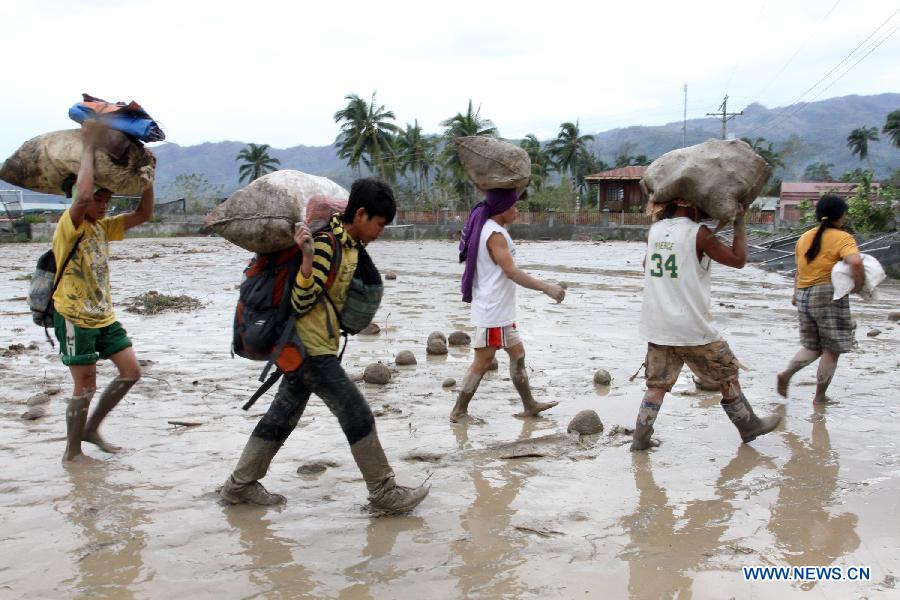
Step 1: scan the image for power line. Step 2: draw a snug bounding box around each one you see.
[747,16,899,137]
[706,95,744,139]
[752,0,842,100]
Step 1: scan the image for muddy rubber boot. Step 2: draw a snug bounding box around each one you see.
[450,371,483,422]
[721,394,782,443]
[219,437,286,506]
[84,377,137,453]
[630,401,661,451]
[350,430,429,515]
[510,355,558,417]
[63,391,93,462]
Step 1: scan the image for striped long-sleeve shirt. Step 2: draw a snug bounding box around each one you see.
[290,215,360,356]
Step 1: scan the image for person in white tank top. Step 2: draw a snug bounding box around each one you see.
[451,190,566,423]
[630,201,782,451]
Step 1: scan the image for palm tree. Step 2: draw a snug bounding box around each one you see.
[519,134,554,192]
[440,100,498,207]
[802,162,835,182]
[333,92,399,180]
[740,137,785,172]
[846,126,879,164]
[236,143,280,184]
[546,122,594,209]
[396,120,436,195]
[883,110,900,148]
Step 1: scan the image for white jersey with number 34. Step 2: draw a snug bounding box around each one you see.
[639,217,720,346]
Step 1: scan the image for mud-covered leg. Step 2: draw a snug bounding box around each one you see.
[83,377,137,453]
[63,390,95,463]
[450,347,494,422]
[631,388,664,451]
[777,348,820,397]
[813,350,839,404]
[507,345,557,418]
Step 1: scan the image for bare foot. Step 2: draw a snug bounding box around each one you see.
[84,430,122,453]
[515,400,559,418]
[62,451,102,466]
[449,410,468,423]
[813,395,838,405]
[776,372,789,397]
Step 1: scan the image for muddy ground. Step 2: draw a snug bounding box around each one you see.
[1,237,898,599]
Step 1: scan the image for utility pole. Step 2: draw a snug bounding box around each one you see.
[682,83,687,147]
[706,95,743,139]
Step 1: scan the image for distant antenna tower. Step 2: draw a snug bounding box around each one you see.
[682,84,687,147]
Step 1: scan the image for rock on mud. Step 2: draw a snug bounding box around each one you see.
[395,350,417,366]
[363,362,391,385]
[427,331,448,355]
[567,410,604,435]
[385,271,398,280]
[448,331,471,346]
[442,378,456,388]
[888,312,900,322]
[296,460,339,475]
[26,393,52,407]
[360,322,381,335]
[867,329,882,337]
[593,369,611,385]
[21,406,46,420]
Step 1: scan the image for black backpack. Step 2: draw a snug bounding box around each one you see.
[27,234,84,347]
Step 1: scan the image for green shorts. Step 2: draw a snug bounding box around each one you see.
[53,313,132,366]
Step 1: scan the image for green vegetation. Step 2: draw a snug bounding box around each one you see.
[166,173,224,213]
[846,170,895,234]
[846,126,879,163]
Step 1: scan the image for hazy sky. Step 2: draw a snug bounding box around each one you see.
[1,0,897,158]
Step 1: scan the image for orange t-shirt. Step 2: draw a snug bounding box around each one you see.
[795,227,859,288]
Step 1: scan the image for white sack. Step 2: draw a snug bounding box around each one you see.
[831,253,886,300]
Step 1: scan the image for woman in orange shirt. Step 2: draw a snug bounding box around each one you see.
[777,194,863,404]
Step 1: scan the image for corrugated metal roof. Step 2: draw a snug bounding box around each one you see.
[584,166,648,181]
[780,182,860,194]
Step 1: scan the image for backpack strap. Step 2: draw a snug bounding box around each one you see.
[43,233,84,347]
[242,368,283,411]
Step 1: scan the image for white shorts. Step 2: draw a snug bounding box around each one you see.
[473,324,521,349]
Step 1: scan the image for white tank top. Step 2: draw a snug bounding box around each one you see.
[471,219,517,327]
[639,217,719,346]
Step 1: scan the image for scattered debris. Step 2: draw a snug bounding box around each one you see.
[867,329,882,337]
[2,344,27,357]
[567,410,604,435]
[167,420,203,427]
[21,406,46,420]
[125,291,202,315]
[360,322,381,335]
[888,312,900,323]
[593,369,612,385]
[514,525,565,538]
[297,460,339,475]
[363,362,391,385]
[374,403,402,417]
[448,331,471,346]
[395,350,417,366]
[442,378,456,388]
[402,451,444,463]
[26,392,52,407]
[385,271,398,280]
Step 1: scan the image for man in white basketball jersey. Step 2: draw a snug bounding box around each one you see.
[451,188,566,423]
[631,200,781,450]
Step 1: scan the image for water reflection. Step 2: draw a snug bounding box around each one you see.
[620,446,772,599]
[767,414,860,591]
[449,419,537,597]
[224,506,317,596]
[59,467,150,598]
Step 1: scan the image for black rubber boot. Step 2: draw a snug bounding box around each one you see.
[722,394,782,443]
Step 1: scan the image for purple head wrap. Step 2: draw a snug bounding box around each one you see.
[458,188,519,303]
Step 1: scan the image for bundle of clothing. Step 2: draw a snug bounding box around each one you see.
[68,93,165,143]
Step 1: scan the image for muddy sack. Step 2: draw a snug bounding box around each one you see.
[640,139,771,221]
[205,170,349,254]
[455,136,531,191]
[0,129,156,196]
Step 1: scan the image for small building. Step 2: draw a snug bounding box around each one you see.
[779,182,880,222]
[584,166,648,212]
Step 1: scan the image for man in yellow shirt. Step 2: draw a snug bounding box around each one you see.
[53,121,155,464]
[220,179,429,514]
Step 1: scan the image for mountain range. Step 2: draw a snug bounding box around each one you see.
[3,93,898,202]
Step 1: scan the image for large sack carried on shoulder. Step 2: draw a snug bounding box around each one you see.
[0,129,156,196]
[306,196,348,232]
[455,136,531,191]
[205,170,349,254]
[640,139,771,221]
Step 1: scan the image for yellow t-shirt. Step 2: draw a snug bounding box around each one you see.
[795,226,859,289]
[51,210,125,328]
[290,216,360,356]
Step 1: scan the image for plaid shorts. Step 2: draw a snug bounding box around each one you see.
[645,340,740,391]
[796,283,854,353]
[473,324,522,349]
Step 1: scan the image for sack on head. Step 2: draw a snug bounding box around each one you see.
[455,136,531,192]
